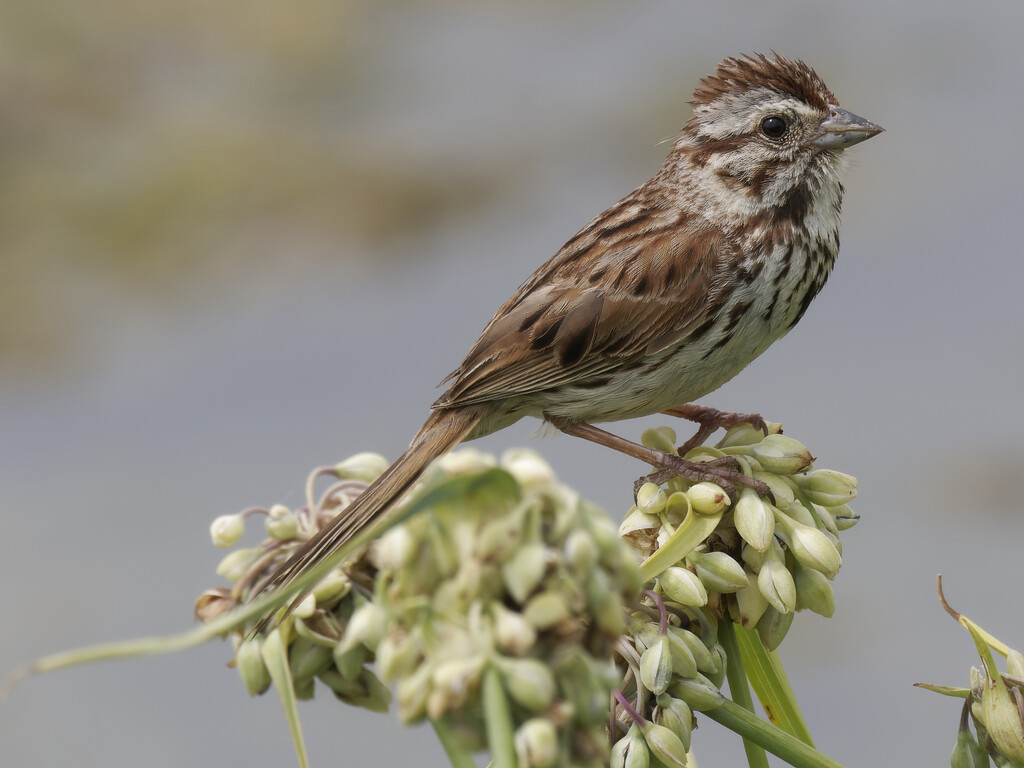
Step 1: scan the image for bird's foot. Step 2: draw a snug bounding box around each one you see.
[545,416,771,502]
[662,403,769,457]
[633,454,771,501]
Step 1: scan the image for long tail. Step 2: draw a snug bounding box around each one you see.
[253,405,485,626]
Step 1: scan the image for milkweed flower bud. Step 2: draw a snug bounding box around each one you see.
[658,566,707,607]
[514,718,559,768]
[501,448,556,490]
[655,694,693,753]
[637,482,668,516]
[215,548,259,582]
[495,657,557,712]
[773,509,842,578]
[265,504,299,540]
[641,426,678,455]
[685,482,729,515]
[234,638,271,696]
[757,540,797,614]
[793,561,836,617]
[502,542,547,605]
[334,452,389,482]
[689,550,748,593]
[796,469,858,507]
[210,514,245,548]
[611,723,650,768]
[491,603,537,656]
[733,487,774,551]
[640,720,690,767]
[640,635,674,695]
[750,434,814,474]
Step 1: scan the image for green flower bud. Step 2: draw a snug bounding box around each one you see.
[796,469,858,507]
[479,510,525,562]
[978,667,1024,763]
[663,629,698,680]
[686,482,730,515]
[502,543,547,604]
[1007,649,1024,679]
[436,447,497,477]
[750,434,813,474]
[523,590,571,630]
[732,582,768,629]
[335,452,389,483]
[215,547,259,582]
[235,638,271,696]
[429,655,485,717]
[793,562,836,618]
[264,504,298,540]
[495,657,557,712]
[492,602,538,656]
[659,566,708,607]
[828,503,860,531]
[564,527,599,577]
[704,645,727,689]
[753,472,795,509]
[669,674,725,711]
[336,600,387,655]
[951,724,990,768]
[717,423,768,448]
[755,606,794,652]
[587,577,628,637]
[773,509,842,578]
[655,694,693,753]
[642,426,678,455]
[291,593,317,620]
[640,720,690,767]
[611,723,650,768]
[332,641,368,682]
[210,514,245,548]
[396,661,432,723]
[689,550,749,593]
[733,487,774,552]
[311,568,352,605]
[376,628,421,683]
[637,482,668,516]
[501,448,556,490]
[374,525,417,570]
[670,627,717,676]
[640,635,675,695]
[289,638,334,684]
[514,718,559,768]
[757,540,796,614]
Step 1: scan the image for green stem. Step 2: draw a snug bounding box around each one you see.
[719,619,770,768]
[482,664,517,768]
[431,718,479,768]
[704,699,846,768]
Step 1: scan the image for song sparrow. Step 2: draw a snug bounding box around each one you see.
[261,53,882,609]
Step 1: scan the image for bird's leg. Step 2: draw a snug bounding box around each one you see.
[662,403,769,457]
[548,417,770,500]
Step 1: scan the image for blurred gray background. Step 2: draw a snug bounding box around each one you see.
[2,1,1023,766]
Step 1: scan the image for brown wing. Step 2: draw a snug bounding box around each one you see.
[434,199,727,409]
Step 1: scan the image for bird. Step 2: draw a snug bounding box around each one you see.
[257,52,882,616]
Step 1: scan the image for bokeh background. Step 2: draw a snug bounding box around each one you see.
[3,1,1023,766]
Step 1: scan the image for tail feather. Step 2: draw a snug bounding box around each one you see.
[254,405,485,625]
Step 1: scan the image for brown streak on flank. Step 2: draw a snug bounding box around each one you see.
[724,297,754,333]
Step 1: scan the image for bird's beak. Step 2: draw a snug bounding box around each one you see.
[810,107,884,149]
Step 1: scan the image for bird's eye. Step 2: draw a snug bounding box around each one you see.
[759,115,788,140]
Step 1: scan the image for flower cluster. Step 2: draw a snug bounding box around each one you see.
[198,448,640,768]
[198,421,860,768]
[625,422,856,649]
[918,588,1024,768]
